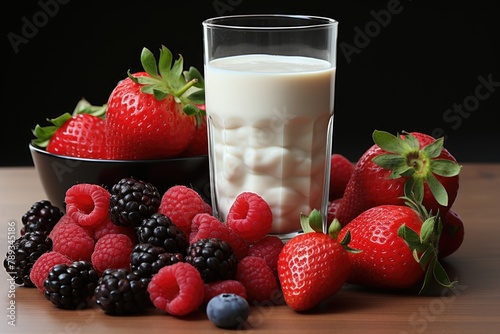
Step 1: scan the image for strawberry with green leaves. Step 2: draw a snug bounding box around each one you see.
[105,45,205,160]
[32,98,107,159]
[337,195,456,294]
[277,210,358,311]
[336,130,461,226]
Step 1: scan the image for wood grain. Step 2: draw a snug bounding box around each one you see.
[1,164,499,333]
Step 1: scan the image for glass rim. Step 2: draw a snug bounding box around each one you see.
[203,14,338,30]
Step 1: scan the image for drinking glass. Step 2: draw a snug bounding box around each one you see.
[203,14,338,240]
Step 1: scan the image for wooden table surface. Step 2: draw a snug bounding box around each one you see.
[1,164,499,334]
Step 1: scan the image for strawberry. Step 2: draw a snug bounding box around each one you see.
[277,210,356,311]
[329,153,354,200]
[438,209,465,258]
[105,45,205,160]
[32,98,107,159]
[180,114,208,157]
[327,198,342,224]
[337,196,456,293]
[336,130,461,226]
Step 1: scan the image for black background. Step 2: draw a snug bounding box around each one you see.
[3,0,499,166]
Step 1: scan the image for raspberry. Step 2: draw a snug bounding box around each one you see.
[91,233,135,275]
[93,217,137,243]
[49,215,95,261]
[204,280,247,305]
[235,256,279,303]
[147,262,205,316]
[190,213,248,260]
[226,192,272,242]
[65,183,111,227]
[30,251,72,292]
[158,185,212,236]
[247,235,284,275]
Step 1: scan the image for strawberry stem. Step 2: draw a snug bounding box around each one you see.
[372,130,461,207]
[174,78,199,97]
[397,193,457,294]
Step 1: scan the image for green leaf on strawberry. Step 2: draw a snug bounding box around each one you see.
[300,210,361,254]
[32,98,107,148]
[372,130,462,207]
[128,45,205,124]
[397,193,457,294]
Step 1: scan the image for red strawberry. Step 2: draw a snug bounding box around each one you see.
[329,153,354,200]
[32,98,107,159]
[337,198,456,293]
[327,198,342,224]
[277,210,354,311]
[336,130,461,226]
[438,209,465,258]
[105,45,205,160]
[180,112,208,157]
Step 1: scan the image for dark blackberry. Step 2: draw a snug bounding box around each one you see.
[184,238,238,283]
[44,260,98,310]
[130,243,184,279]
[137,213,188,254]
[3,231,52,287]
[109,178,161,228]
[21,200,63,235]
[94,268,152,315]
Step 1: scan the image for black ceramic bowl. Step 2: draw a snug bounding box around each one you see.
[29,144,211,211]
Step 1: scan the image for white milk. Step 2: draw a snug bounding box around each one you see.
[205,54,335,235]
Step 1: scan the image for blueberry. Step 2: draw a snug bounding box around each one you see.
[206,293,249,328]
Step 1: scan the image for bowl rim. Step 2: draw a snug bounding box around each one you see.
[29,143,208,163]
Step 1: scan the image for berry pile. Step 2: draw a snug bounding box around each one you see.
[4,177,284,327]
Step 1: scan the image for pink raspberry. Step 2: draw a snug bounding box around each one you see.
[203,280,247,305]
[49,214,95,261]
[236,256,279,303]
[190,213,249,260]
[29,251,72,292]
[65,183,110,227]
[226,192,272,242]
[147,262,205,316]
[93,217,137,243]
[247,235,284,275]
[91,233,135,275]
[158,185,212,236]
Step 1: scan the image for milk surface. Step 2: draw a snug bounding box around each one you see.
[205,54,335,235]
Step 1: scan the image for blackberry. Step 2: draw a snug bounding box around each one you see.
[21,200,63,235]
[130,243,184,279]
[94,268,152,315]
[137,213,188,254]
[184,238,238,283]
[109,178,161,228]
[3,231,52,287]
[44,260,98,310]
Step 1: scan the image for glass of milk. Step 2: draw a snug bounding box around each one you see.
[203,15,338,240]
